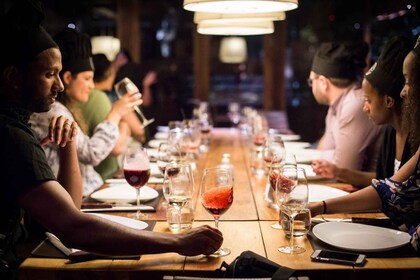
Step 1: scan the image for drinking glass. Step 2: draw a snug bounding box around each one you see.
[123,146,151,219]
[277,167,308,254]
[227,102,241,127]
[200,167,234,257]
[263,134,286,166]
[262,134,286,208]
[157,142,171,176]
[167,128,189,163]
[266,153,296,229]
[265,153,297,229]
[183,119,202,160]
[114,77,154,128]
[162,162,195,233]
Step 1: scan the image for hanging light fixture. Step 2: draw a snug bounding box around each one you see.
[197,21,274,35]
[219,37,247,63]
[184,0,298,13]
[194,11,285,24]
[91,36,121,61]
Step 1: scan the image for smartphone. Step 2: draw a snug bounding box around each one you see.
[310,249,366,266]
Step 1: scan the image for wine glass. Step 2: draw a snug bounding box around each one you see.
[183,119,202,160]
[167,128,189,163]
[277,167,308,254]
[123,146,151,219]
[267,153,296,229]
[200,167,234,257]
[264,152,296,210]
[162,162,195,233]
[114,77,154,128]
[227,102,241,127]
[263,134,286,207]
[157,142,171,177]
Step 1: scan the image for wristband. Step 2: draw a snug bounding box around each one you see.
[322,200,327,214]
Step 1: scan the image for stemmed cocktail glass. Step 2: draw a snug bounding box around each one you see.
[114,77,154,128]
[267,153,297,229]
[200,167,234,257]
[277,167,308,254]
[123,146,151,219]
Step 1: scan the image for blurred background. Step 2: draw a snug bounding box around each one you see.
[39,0,419,142]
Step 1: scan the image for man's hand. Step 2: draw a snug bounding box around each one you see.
[40,115,78,147]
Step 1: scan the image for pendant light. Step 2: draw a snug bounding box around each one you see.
[197,21,274,36]
[194,11,285,24]
[219,37,247,63]
[184,0,298,14]
[91,36,121,61]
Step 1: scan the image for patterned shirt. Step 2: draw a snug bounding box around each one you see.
[372,159,420,252]
[30,101,118,195]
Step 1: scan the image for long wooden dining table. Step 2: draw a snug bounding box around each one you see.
[18,128,420,280]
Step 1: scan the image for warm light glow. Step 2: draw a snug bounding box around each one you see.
[194,11,285,24]
[219,37,247,63]
[197,21,274,35]
[91,36,121,61]
[184,0,298,13]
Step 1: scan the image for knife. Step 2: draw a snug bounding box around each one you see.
[312,217,391,226]
[81,203,154,212]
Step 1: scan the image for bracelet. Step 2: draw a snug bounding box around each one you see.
[322,200,327,214]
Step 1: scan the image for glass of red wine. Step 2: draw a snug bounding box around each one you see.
[162,162,195,233]
[267,153,297,229]
[277,167,308,254]
[200,167,234,257]
[123,146,151,219]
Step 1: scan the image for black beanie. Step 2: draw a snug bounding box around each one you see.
[365,36,413,99]
[54,27,94,74]
[311,41,369,79]
[1,0,57,69]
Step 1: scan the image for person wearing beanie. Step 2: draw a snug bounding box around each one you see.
[312,36,414,187]
[309,37,420,254]
[79,53,145,181]
[309,41,384,180]
[0,2,223,276]
[86,53,145,142]
[30,27,143,196]
[0,1,82,277]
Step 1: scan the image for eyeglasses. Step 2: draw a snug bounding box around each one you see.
[307,76,319,87]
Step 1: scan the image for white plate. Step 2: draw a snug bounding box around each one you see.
[312,222,411,252]
[91,185,159,204]
[146,148,158,159]
[154,132,168,140]
[157,125,169,132]
[105,178,127,185]
[298,164,322,180]
[89,213,148,230]
[148,162,162,177]
[293,149,322,163]
[284,141,311,151]
[308,184,349,202]
[147,139,166,149]
[278,134,301,142]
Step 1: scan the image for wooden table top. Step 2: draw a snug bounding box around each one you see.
[18,128,420,280]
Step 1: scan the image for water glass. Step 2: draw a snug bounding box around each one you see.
[280,208,311,237]
[166,204,194,233]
